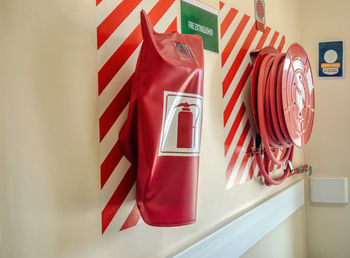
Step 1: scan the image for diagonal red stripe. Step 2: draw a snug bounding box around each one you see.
[222,22,258,96]
[98,25,141,96]
[224,64,252,126]
[221,8,238,39]
[221,25,272,185]
[233,139,253,186]
[99,75,133,142]
[269,31,279,47]
[99,18,177,143]
[223,27,271,126]
[120,203,141,231]
[221,15,250,67]
[102,166,136,234]
[96,0,102,6]
[100,140,123,188]
[247,158,257,181]
[224,103,246,155]
[219,1,224,10]
[97,0,143,49]
[165,17,177,33]
[255,26,271,49]
[225,121,251,183]
[277,35,285,52]
[98,0,175,95]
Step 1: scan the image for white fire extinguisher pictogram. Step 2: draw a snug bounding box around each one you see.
[159,91,203,156]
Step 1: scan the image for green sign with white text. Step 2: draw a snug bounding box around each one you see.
[181,0,219,53]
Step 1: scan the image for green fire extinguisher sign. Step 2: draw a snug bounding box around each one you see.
[181,0,219,53]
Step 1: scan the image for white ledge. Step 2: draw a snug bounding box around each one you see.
[168,180,305,258]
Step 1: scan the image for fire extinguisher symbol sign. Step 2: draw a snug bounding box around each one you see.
[159,91,203,156]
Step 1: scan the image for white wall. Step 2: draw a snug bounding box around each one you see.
[0,0,306,257]
[300,0,350,257]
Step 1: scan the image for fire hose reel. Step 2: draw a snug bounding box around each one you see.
[250,43,315,186]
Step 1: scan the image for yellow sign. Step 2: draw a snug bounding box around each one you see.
[321,62,341,68]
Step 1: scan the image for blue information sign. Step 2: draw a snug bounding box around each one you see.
[318,41,343,78]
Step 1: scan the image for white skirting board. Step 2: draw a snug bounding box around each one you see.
[168,180,305,258]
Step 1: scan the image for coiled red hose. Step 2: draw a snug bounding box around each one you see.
[252,51,294,186]
[251,44,314,186]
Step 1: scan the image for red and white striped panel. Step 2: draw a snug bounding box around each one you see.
[96,0,177,234]
[219,1,286,189]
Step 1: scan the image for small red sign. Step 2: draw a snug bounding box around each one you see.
[254,0,265,32]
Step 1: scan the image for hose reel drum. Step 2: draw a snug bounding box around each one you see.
[250,43,315,185]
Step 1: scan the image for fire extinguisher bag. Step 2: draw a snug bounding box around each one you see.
[119,10,204,226]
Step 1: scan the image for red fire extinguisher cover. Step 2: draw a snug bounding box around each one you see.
[282,43,315,147]
[119,10,204,226]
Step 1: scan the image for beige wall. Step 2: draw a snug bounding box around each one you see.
[300,0,350,257]
[242,207,307,258]
[1,0,306,257]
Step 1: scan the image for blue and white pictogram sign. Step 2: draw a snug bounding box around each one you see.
[319,41,343,78]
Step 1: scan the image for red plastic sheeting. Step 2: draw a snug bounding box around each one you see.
[119,11,204,226]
